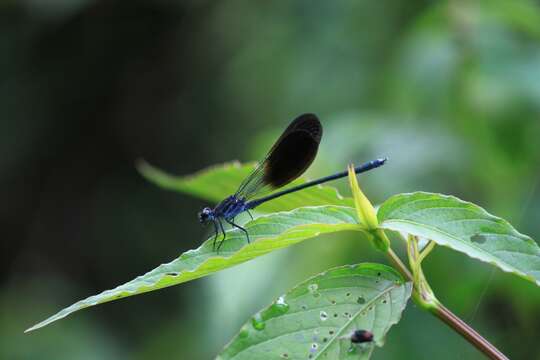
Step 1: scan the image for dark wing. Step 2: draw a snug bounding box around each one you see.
[235,113,322,200]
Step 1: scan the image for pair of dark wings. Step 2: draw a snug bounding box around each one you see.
[234,113,323,200]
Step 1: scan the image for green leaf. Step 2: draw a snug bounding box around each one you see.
[26,206,367,332]
[347,164,378,230]
[378,192,540,286]
[217,263,412,360]
[347,165,389,252]
[136,160,354,212]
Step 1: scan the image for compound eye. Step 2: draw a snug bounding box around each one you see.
[198,207,213,223]
[198,211,207,223]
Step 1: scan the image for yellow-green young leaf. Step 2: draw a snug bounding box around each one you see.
[218,264,412,360]
[347,165,378,230]
[347,165,388,252]
[26,206,368,333]
[136,160,354,213]
[378,192,540,286]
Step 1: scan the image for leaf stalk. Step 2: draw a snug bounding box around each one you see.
[386,236,509,360]
[347,169,509,360]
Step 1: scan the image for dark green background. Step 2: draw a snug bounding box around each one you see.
[2,1,540,359]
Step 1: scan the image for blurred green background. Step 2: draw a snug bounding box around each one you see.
[2,1,540,359]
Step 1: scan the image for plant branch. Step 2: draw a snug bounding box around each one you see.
[387,247,413,281]
[383,235,508,360]
[418,240,436,263]
[431,301,509,360]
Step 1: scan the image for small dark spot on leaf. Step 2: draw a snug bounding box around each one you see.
[377,272,381,276]
[382,299,387,304]
[331,299,336,305]
[357,296,365,304]
[346,292,351,297]
[166,272,178,276]
[351,330,374,344]
[471,234,486,244]
[323,337,328,342]
[333,313,338,318]
[329,330,335,335]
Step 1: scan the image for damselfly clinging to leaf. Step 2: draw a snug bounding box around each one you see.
[198,113,387,252]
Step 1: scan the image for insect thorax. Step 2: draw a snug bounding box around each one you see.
[216,196,247,220]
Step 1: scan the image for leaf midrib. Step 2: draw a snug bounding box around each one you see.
[314,284,400,359]
[228,282,401,359]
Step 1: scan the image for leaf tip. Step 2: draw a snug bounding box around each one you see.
[135,158,154,178]
[24,322,42,334]
[134,157,149,170]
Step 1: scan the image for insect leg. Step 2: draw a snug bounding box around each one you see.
[217,219,227,253]
[246,209,254,221]
[212,220,219,251]
[226,219,250,244]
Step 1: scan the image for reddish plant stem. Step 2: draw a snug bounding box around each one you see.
[385,248,508,360]
[431,303,509,360]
